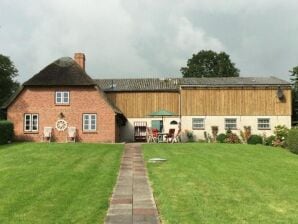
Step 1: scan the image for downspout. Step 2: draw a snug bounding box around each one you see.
[179,85,182,129]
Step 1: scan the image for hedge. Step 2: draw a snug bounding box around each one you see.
[288,129,298,154]
[0,120,14,144]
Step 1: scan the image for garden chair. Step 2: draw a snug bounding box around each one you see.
[165,128,175,143]
[67,127,77,143]
[43,127,52,142]
[146,127,155,143]
[172,129,182,143]
[152,128,159,142]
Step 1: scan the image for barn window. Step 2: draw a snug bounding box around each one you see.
[24,114,39,132]
[225,118,237,130]
[192,118,205,129]
[55,91,69,104]
[258,118,270,130]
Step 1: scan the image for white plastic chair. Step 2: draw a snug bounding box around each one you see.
[67,127,76,143]
[43,127,52,143]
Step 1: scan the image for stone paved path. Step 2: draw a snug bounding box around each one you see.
[105,143,160,224]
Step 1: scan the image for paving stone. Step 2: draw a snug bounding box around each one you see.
[111,198,132,204]
[105,215,132,224]
[133,215,159,224]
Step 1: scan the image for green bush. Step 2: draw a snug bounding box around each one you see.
[264,135,275,146]
[216,133,227,143]
[185,130,194,142]
[272,125,289,147]
[224,133,241,144]
[247,135,263,145]
[0,120,14,144]
[287,129,298,154]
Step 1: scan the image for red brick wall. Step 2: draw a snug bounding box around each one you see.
[7,86,117,143]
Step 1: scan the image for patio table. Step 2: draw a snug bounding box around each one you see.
[157,133,168,143]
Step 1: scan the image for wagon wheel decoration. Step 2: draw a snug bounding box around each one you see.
[56,119,68,131]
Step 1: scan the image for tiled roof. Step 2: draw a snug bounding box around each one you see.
[94,78,178,92]
[179,77,290,86]
[23,57,95,86]
[95,77,290,92]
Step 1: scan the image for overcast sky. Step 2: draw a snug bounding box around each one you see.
[1,0,298,83]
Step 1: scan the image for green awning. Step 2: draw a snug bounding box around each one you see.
[148,109,177,116]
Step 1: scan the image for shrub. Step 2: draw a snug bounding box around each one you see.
[224,132,241,144]
[185,130,194,142]
[288,129,298,154]
[216,133,227,143]
[247,135,263,145]
[0,120,14,144]
[272,125,289,148]
[240,126,251,143]
[264,135,275,146]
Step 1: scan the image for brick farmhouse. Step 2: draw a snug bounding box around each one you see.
[2,53,292,142]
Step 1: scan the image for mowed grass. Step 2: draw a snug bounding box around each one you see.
[0,143,123,224]
[143,143,298,224]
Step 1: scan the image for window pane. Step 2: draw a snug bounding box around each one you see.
[63,92,69,103]
[84,124,89,130]
[91,124,96,130]
[32,115,38,131]
[83,114,90,130]
[25,114,31,131]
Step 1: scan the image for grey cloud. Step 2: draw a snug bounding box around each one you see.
[0,0,297,82]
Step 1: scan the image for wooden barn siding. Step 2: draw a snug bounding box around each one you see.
[181,88,292,116]
[106,92,180,118]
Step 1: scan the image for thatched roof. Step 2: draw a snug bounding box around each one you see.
[23,57,95,86]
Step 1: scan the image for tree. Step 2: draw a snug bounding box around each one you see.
[290,66,298,123]
[0,54,19,108]
[181,50,240,78]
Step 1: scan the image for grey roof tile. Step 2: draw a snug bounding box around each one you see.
[95,77,290,92]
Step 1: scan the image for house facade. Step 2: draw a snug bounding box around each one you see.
[3,53,292,142]
[4,54,124,143]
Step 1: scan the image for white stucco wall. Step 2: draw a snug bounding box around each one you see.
[120,116,291,142]
[181,116,291,141]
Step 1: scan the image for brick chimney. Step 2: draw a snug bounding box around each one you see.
[74,53,85,70]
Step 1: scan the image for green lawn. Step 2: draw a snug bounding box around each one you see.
[143,143,298,224]
[0,143,123,224]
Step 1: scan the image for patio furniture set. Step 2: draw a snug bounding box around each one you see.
[146,127,181,143]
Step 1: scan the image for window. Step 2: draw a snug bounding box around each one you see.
[83,114,97,131]
[225,118,237,130]
[258,118,270,130]
[24,114,39,132]
[55,91,69,104]
[192,118,205,129]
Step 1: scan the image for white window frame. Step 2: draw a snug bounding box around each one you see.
[258,118,270,130]
[192,118,205,130]
[225,118,237,130]
[83,114,97,131]
[24,114,39,132]
[55,91,69,104]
